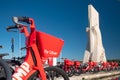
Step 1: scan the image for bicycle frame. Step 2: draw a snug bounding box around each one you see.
[12,18,64,80]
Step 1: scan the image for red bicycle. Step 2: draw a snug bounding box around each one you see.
[4,16,69,80]
[114,62,119,70]
[60,58,74,77]
[95,62,109,72]
[73,60,82,75]
[81,61,96,73]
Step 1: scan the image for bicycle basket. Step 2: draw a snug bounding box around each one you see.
[36,31,64,58]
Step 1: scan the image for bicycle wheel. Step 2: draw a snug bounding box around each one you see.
[28,66,69,80]
[0,59,12,80]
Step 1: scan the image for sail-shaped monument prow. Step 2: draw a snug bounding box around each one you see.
[83,4,107,63]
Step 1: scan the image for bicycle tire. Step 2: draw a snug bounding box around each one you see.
[28,66,69,80]
[0,59,12,80]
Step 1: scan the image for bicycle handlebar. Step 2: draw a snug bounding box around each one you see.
[7,16,35,34]
[6,25,18,32]
[13,16,31,24]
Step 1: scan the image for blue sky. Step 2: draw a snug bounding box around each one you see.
[0,0,120,61]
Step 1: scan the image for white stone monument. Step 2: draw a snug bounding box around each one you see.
[83,4,107,63]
